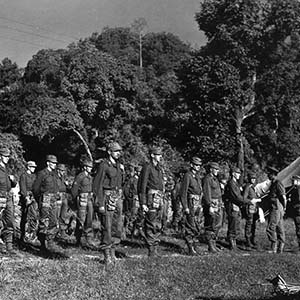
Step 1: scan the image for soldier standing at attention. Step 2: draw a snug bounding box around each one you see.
[138,146,164,257]
[71,160,95,249]
[202,162,222,253]
[243,172,259,249]
[224,167,260,251]
[180,157,202,256]
[56,164,70,241]
[93,142,124,265]
[265,166,286,254]
[19,161,37,243]
[0,147,20,256]
[33,155,61,253]
[289,175,300,251]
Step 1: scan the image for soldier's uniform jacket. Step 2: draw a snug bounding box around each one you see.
[138,162,164,206]
[71,172,93,199]
[0,165,14,196]
[32,168,59,199]
[19,172,36,198]
[224,178,251,213]
[202,173,222,207]
[180,170,202,211]
[267,179,285,210]
[93,159,124,208]
[243,183,257,214]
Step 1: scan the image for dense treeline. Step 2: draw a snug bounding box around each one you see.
[1,0,300,175]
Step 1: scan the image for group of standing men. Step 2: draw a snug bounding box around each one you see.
[0,141,298,262]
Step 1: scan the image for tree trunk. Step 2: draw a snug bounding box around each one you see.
[72,129,93,161]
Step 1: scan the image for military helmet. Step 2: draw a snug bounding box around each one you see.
[82,160,93,168]
[57,164,66,171]
[209,162,220,170]
[0,147,10,157]
[191,156,202,166]
[149,146,162,155]
[27,161,37,168]
[232,167,241,174]
[46,154,58,164]
[107,142,122,152]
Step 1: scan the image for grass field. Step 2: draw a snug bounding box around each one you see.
[1,218,300,300]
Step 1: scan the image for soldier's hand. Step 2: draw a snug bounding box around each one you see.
[99,206,105,214]
[184,208,190,215]
[142,204,149,212]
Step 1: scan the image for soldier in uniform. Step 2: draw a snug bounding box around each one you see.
[93,142,124,264]
[56,164,70,241]
[265,166,286,254]
[19,161,37,243]
[33,155,61,253]
[224,167,260,251]
[180,157,203,255]
[243,172,259,249]
[202,162,222,253]
[0,147,20,256]
[138,146,164,257]
[71,160,95,248]
[289,175,300,251]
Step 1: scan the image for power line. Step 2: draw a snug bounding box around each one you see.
[0,34,46,48]
[0,23,71,44]
[0,14,78,40]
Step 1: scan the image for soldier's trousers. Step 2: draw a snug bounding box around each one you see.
[266,205,285,243]
[204,206,222,241]
[227,210,241,240]
[294,214,300,243]
[101,197,123,249]
[20,199,39,240]
[57,193,68,232]
[76,197,93,240]
[38,194,58,242]
[1,196,15,243]
[245,212,258,241]
[144,208,161,247]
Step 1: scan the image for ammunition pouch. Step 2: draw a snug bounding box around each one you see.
[210,198,221,214]
[232,203,240,212]
[105,189,122,211]
[147,189,163,209]
[189,194,201,211]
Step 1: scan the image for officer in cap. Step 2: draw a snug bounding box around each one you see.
[180,156,203,255]
[224,167,260,251]
[93,141,125,265]
[33,154,63,253]
[19,161,38,243]
[0,147,20,256]
[265,165,286,253]
[288,175,300,251]
[243,172,260,249]
[71,159,95,249]
[202,162,222,253]
[137,146,164,257]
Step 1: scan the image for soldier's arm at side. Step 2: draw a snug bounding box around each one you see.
[138,164,150,206]
[180,173,190,211]
[92,162,106,208]
[19,173,27,198]
[32,171,43,200]
[202,176,212,207]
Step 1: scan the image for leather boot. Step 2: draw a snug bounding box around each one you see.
[111,248,117,262]
[187,243,198,256]
[104,248,112,265]
[245,238,252,250]
[268,242,277,254]
[39,234,47,252]
[208,240,218,253]
[148,245,159,257]
[6,235,22,258]
[229,238,238,251]
[278,242,284,254]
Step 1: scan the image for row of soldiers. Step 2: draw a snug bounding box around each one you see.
[0,142,299,262]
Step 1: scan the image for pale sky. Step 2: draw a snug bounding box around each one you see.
[0,0,206,67]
